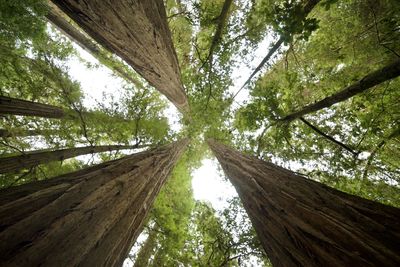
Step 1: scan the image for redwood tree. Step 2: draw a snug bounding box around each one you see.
[0,144,146,174]
[51,0,189,112]
[208,139,400,267]
[0,139,188,266]
[0,96,64,118]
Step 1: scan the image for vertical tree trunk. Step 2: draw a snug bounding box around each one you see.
[0,144,147,174]
[51,0,189,113]
[208,140,400,267]
[0,96,65,118]
[0,139,188,266]
[133,228,158,267]
[45,2,144,89]
[280,59,400,122]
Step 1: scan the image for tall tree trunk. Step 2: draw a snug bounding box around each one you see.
[0,144,147,174]
[208,139,400,267]
[133,228,158,267]
[0,139,188,266]
[0,96,64,118]
[0,129,48,138]
[280,59,400,122]
[45,2,143,89]
[51,0,189,113]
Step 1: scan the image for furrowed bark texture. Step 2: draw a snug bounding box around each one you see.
[0,96,64,118]
[281,59,400,121]
[51,0,189,112]
[0,139,188,267]
[0,144,143,174]
[208,140,400,267]
[45,2,143,89]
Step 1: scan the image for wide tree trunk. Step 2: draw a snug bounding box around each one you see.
[45,2,143,89]
[0,96,64,118]
[51,0,189,113]
[208,140,400,267]
[0,139,188,266]
[280,59,400,122]
[0,144,148,174]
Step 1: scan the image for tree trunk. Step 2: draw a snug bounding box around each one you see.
[0,144,147,174]
[281,59,400,122]
[237,0,321,93]
[0,139,188,267]
[0,96,64,118]
[133,228,158,267]
[45,2,144,89]
[208,139,400,267]
[51,0,189,113]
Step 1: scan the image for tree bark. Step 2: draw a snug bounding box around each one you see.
[45,2,144,89]
[0,144,147,174]
[280,59,400,122]
[0,139,188,267]
[51,0,189,113]
[0,96,64,118]
[208,139,400,267]
[133,228,158,267]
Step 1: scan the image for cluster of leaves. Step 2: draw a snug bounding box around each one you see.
[234,0,400,206]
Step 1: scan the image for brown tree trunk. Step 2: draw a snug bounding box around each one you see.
[281,59,400,122]
[51,0,189,113]
[0,129,59,138]
[0,96,64,118]
[0,144,147,174]
[133,228,158,267]
[45,2,144,89]
[208,139,400,267]
[0,139,188,266]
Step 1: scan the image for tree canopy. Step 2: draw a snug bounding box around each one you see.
[1,0,399,266]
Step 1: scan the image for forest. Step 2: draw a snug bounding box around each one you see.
[0,0,399,266]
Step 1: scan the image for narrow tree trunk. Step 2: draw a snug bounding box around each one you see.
[0,144,146,174]
[0,129,58,138]
[51,0,189,113]
[203,0,233,66]
[236,0,321,93]
[0,139,188,266]
[133,229,158,267]
[208,140,400,267]
[281,59,400,122]
[45,2,143,89]
[0,96,64,118]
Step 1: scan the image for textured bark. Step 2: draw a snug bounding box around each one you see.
[45,2,143,89]
[0,96,64,118]
[0,139,188,267]
[51,0,189,112]
[281,59,400,121]
[208,140,400,267]
[236,0,321,94]
[0,144,145,174]
[133,229,158,267]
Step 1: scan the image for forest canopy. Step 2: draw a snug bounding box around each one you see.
[0,0,399,266]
